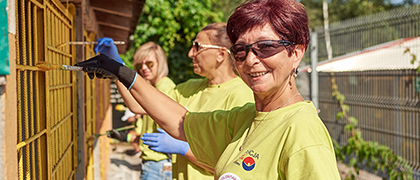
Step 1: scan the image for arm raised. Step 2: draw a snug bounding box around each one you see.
[77,54,188,141]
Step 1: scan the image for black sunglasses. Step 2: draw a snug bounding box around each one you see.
[134,61,154,71]
[229,40,295,62]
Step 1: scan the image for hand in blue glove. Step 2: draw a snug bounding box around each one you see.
[141,128,190,156]
[75,54,137,89]
[94,37,125,65]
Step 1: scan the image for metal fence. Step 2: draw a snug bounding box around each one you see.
[308,5,420,179]
[15,0,77,179]
[318,71,420,178]
[14,0,110,179]
[305,5,420,61]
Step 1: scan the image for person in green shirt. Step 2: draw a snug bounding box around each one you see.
[95,39,176,180]
[77,0,341,178]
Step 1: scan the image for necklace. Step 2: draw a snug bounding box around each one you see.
[239,93,301,151]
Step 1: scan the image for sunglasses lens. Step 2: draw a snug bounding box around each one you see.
[231,40,292,61]
[145,62,154,68]
[135,63,142,71]
[230,45,248,61]
[193,42,200,52]
[135,62,154,70]
[253,41,286,59]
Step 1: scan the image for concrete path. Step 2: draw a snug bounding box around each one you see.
[107,143,142,180]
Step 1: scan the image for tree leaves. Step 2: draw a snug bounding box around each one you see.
[121,0,224,83]
[301,0,399,29]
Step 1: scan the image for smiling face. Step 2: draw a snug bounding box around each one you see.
[234,24,303,98]
[188,30,220,77]
[134,53,159,84]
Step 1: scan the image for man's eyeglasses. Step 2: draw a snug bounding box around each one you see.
[229,40,295,62]
[134,61,154,71]
[192,41,226,52]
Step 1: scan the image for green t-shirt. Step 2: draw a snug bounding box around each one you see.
[137,77,176,161]
[184,101,340,180]
[165,77,254,180]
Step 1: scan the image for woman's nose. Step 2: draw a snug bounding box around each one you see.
[245,50,259,66]
[141,63,149,70]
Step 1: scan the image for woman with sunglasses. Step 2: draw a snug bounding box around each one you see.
[95,39,176,180]
[78,0,340,178]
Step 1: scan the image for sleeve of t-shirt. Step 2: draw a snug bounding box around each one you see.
[283,145,340,179]
[183,109,238,167]
[160,86,177,100]
[183,104,255,168]
[279,106,340,179]
[183,110,231,167]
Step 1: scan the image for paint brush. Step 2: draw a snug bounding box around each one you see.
[56,41,125,48]
[65,41,125,45]
[36,62,83,71]
[88,125,136,140]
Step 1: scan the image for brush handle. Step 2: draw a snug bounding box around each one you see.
[61,65,83,71]
[65,41,125,45]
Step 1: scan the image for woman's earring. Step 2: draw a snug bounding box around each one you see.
[293,68,298,78]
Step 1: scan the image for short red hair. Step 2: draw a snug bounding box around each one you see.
[227,0,310,51]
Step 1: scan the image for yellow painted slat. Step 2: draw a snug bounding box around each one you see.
[45,3,71,29]
[16,129,47,150]
[44,1,52,180]
[24,66,30,180]
[16,0,77,179]
[47,45,73,58]
[50,113,72,134]
[27,3,38,179]
[29,0,43,9]
[20,0,27,66]
[51,142,73,176]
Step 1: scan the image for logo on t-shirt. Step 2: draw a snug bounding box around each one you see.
[242,157,256,171]
[233,150,259,171]
[219,173,241,180]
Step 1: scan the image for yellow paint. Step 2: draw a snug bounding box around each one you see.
[36,62,83,71]
[15,0,75,179]
[15,1,111,179]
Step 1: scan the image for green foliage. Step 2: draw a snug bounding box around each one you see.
[301,0,399,29]
[121,0,224,84]
[330,73,413,179]
[210,0,246,22]
[403,47,420,73]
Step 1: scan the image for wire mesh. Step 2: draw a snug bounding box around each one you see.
[319,71,420,178]
[306,5,420,179]
[304,5,420,62]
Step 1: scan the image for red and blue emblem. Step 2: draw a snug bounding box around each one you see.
[241,157,255,171]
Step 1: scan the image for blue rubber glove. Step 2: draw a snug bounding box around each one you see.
[94,37,125,65]
[141,128,190,156]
